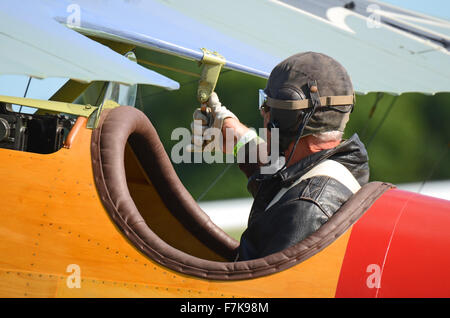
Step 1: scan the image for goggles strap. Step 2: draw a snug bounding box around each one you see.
[266,94,353,110]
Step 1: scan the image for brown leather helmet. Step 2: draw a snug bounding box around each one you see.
[264,52,355,152]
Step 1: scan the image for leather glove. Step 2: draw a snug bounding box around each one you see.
[189,92,237,151]
[204,92,237,131]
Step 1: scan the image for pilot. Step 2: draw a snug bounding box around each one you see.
[191,52,370,261]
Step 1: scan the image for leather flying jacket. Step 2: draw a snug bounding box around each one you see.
[236,133,370,261]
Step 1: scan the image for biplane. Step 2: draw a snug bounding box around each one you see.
[0,0,449,298]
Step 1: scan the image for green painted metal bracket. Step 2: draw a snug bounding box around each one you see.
[197,48,226,103]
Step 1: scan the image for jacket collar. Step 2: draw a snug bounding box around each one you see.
[266,133,369,187]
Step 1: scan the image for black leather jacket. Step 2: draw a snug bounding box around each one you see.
[236,134,370,261]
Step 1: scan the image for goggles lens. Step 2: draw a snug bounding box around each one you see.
[258,89,267,110]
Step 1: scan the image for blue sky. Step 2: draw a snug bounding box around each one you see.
[0,76,67,113]
[0,0,448,112]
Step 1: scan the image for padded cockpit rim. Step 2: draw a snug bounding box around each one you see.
[91,106,394,280]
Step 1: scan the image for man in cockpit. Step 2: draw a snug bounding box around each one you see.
[190,52,370,261]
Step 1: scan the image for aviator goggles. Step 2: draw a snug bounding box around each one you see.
[258,89,269,113]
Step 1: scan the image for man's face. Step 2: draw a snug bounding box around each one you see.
[261,108,271,129]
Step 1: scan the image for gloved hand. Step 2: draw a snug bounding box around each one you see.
[189,92,238,151]
[205,92,238,130]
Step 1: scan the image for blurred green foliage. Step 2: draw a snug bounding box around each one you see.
[135,48,449,202]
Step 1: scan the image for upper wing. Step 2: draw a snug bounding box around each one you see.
[2,0,450,94]
[0,1,179,90]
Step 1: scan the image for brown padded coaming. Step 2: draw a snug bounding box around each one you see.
[91,106,394,280]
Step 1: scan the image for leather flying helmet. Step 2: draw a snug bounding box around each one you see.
[264,52,355,152]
